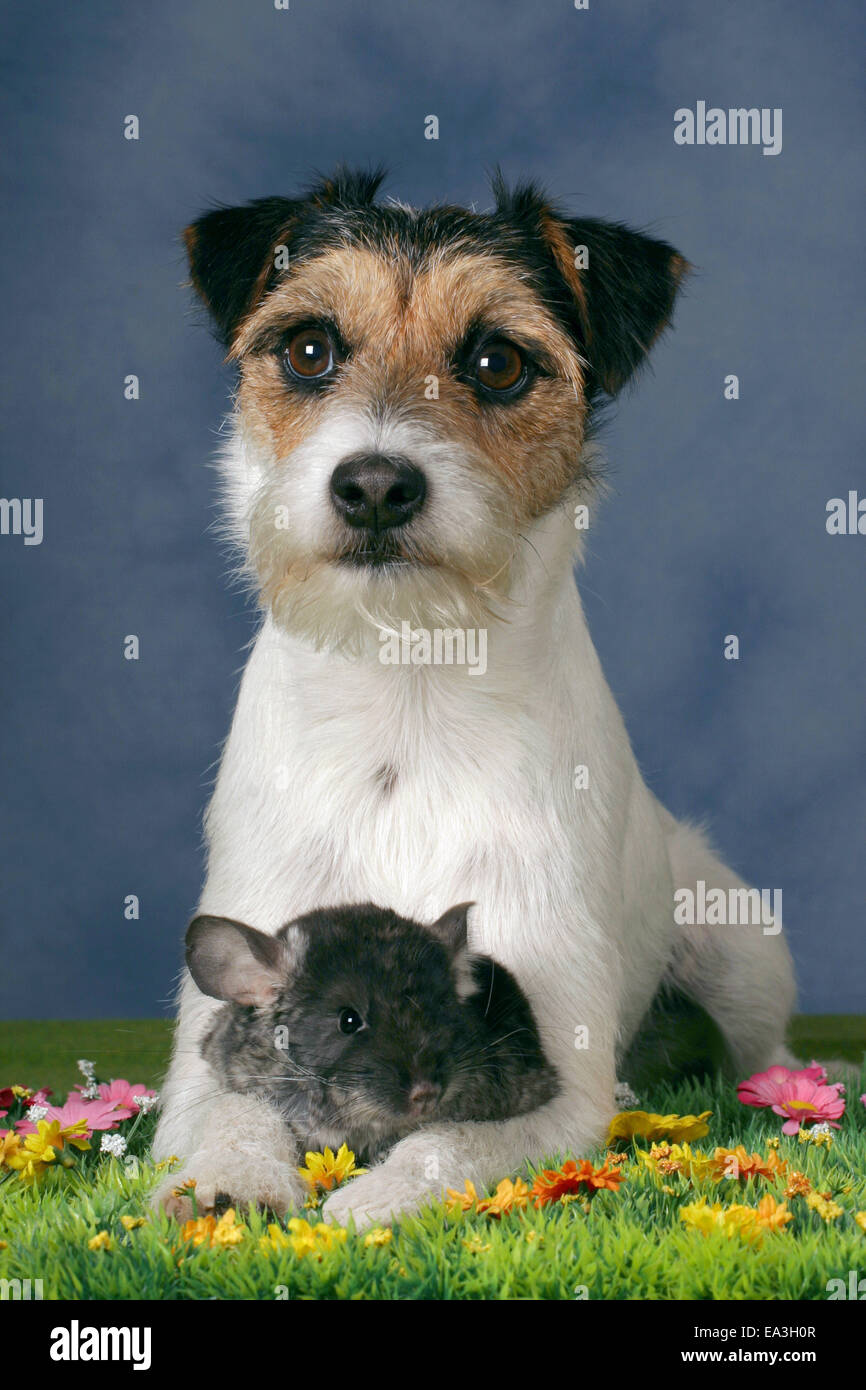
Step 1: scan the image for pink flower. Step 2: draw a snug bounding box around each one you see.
[770,1079,846,1135]
[15,1094,123,1137]
[737,1061,827,1107]
[737,1063,845,1135]
[23,1088,53,1108]
[73,1078,156,1119]
[97,1079,157,1116]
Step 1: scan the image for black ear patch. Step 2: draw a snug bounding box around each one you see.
[184,196,303,347]
[493,175,688,398]
[558,216,688,396]
[183,166,388,348]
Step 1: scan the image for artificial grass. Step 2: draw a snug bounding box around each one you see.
[2,1053,865,1300]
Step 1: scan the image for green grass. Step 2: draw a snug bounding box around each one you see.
[2,1025,865,1300]
[0,1020,173,1101]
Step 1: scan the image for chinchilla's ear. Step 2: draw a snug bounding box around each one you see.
[429,902,475,954]
[185,915,288,1007]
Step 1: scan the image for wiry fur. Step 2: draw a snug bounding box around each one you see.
[154,170,796,1228]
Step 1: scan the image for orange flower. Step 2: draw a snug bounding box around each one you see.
[179,1208,246,1250]
[708,1145,786,1183]
[532,1158,625,1208]
[751,1193,794,1238]
[445,1180,480,1216]
[445,1177,530,1219]
[476,1177,530,1219]
[783,1170,812,1198]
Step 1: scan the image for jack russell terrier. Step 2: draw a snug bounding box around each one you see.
[152,168,796,1227]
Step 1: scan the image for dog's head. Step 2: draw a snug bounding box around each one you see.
[185,168,686,650]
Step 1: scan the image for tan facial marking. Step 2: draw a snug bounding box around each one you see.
[233,244,589,518]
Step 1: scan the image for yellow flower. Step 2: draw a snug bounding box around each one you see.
[212,1209,245,1248]
[461,1235,491,1253]
[805,1191,843,1223]
[363,1227,393,1247]
[0,1130,22,1168]
[88,1231,112,1252]
[797,1126,833,1149]
[43,1119,91,1153]
[606,1110,712,1147]
[680,1194,792,1246]
[120,1215,146,1232]
[445,1179,480,1216]
[11,1086,32,1099]
[680,1199,732,1237]
[477,1177,531,1219]
[638,1142,712,1181]
[283,1217,347,1260]
[180,1208,246,1250]
[854,1212,866,1233]
[180,1214,216,1248]
[297,1144,366,1192]
[3,1120,83,1183]
[308,1222,347,1253]
[259,1222,292,1255]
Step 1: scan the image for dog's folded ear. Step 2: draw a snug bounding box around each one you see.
[494,177,689,398]
[183,167,388,349]
[551,216,689,397]
[183,197,303,348]
[185,914,288,1007]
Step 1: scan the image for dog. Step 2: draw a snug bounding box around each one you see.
[152,168,796,1228]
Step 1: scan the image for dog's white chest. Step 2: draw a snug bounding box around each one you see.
[201,620,580,965]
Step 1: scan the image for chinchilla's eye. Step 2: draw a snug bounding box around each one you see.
[338,1007,365,1035]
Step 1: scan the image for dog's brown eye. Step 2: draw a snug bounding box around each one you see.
[475,340,524,392]
[285,327,335,380]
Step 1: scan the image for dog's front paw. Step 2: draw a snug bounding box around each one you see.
[321,1165,438,1230]
[151,1150,306,1224]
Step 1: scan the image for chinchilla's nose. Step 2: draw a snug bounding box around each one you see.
[407,1079,442,1115]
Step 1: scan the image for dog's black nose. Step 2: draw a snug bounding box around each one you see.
[329,454,426,532]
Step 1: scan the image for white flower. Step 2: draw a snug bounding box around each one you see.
[100,1133,128,1158]
[132,1093,158,1114]
[810,1122,834,1137]
[614,1081,639,1109]
[77,1058,96,1079]
[27,1105,49,1123]
[79,1083,100,1100]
